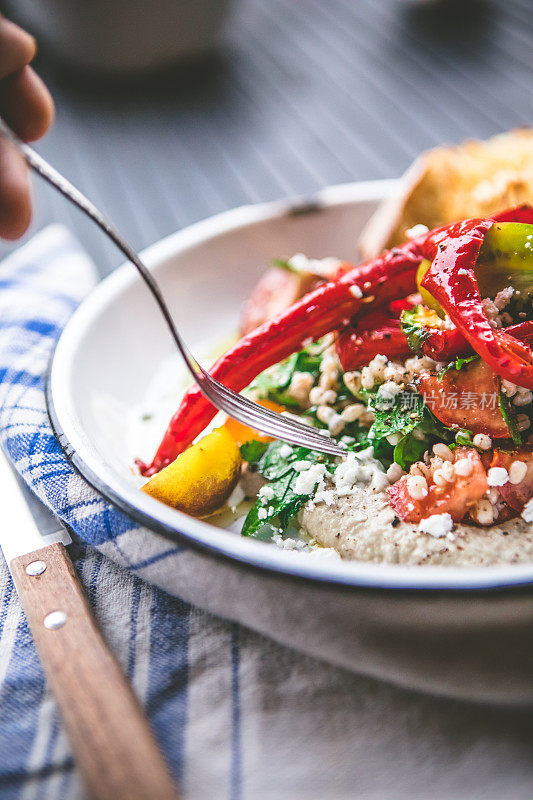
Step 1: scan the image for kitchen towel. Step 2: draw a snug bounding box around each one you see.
[1,225,533,800]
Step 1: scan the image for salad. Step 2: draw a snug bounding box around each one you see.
[139,205,533,566]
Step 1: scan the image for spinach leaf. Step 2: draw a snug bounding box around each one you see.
[498,390,522,446]
[240,440,332,538]
[241,470,303,538]
[393,433,427,471]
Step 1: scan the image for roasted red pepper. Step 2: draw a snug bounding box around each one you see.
[421,208,533,390]
[415,318,533,362]
[336,311,412,371]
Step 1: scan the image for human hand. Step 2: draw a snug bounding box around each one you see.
[0,15,54,239]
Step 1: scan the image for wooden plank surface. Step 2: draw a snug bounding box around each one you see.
[1,0,532,274]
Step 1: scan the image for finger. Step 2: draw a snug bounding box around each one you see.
[0,65,54,142]
[0,15,36,78]
[0,137,31,239]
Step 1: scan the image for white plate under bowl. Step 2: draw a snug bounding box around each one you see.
[47,180,533,703]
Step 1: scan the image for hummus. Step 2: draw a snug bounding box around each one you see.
[299,485,533,566]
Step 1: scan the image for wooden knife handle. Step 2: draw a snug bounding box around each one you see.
[10,542,179,800]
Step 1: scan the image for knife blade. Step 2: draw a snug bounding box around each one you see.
[0,454,71,567]
[0,448,179,800]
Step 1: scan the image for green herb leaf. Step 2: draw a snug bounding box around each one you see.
[400,306,432,354]
[367,387,456,470]
[438,354,479,380]
[240,440,270,464]
[393,433,427,471]
[241,470,304,537]
[272,258,296,272]
[498,390,522,446]
[240,440,333,538]
[368,390,425,441]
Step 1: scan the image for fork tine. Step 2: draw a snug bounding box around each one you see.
[201,374,346,457]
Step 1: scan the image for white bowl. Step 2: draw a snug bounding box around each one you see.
[48,180,533,704]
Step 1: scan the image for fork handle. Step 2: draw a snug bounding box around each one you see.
[10,542,179,800]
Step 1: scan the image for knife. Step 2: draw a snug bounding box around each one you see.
[0,450,179,800]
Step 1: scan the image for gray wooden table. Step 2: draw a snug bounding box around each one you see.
[2,0,533,273]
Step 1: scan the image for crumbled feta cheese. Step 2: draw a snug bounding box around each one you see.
[509,460,527,485]
[377,380,402,401]
[521,497,533,523]
[457,268,469,276]
[494,286,514,311]
[473,433,492,450]
[349,284,363,299]
[279,443,293,458]
[481,298,502,328]
[293,460,312,472]
[454,458,473,477]
[258,485,275,504]
[406,223,429,238]
[418,513,453,538]
[433,442,454,462]
[386,462,404,483]
[294,463,328,495]
[487,467,509,486]
[314,488,336,506]
[287,253,342,278]
[257,507,268,520]
[406,475,428,500]
[272,533,308,551]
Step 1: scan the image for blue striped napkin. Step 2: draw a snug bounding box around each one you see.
[0,226,531,800]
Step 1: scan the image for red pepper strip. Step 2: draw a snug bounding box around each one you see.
[140,245,423,474]
[492,204,533,224]
[336,313,412,371]
[389,293,421,315]
[421,217,533,390]
[421,319,533,361]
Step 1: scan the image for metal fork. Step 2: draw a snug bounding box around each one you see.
[0,118,345,457]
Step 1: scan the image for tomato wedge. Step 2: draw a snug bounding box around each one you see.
[491,446,533,512]
[239,267,319,336]
[417,359,510,438]
[388,447,488,524]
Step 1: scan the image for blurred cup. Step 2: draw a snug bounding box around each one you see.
[3,0,233,75]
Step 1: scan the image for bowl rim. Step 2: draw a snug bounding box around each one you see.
[47,179,533,593]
